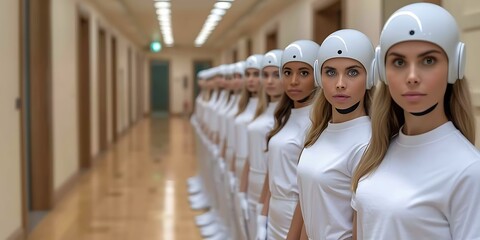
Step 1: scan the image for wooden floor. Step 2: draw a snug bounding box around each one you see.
[27,116,203,240]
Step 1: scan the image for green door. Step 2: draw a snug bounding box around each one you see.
[151,60,170,114]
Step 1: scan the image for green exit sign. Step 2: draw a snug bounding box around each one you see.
[150,41,162,52]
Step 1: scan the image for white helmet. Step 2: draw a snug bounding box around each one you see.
[245,54,264,70]
[218,64,228,76]
[262,49,283,69]
[377,2,465,84]
[315,29,376,89]
[197,70,206,80]
[234,61,246,77]
[281,40,319,71]
[225,63,236,80]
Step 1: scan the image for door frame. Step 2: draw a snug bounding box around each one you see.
[128,48,133,125]
[77,9,91,170]
[20,0,54,232]
[98,27,107,153]
[111,36,118,142]
[313,0,342,44]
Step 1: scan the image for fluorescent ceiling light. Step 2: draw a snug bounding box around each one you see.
[194,1,234,46]
[211,8,226,16]
[214,2,231,10]
[156,8,171,15]
[153,0,173,46]
[155,2,170,8]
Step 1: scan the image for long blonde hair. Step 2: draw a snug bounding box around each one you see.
[236,86,253,116]
[304,88,374,147]
[253,82,269,119]
[352,79,475,191]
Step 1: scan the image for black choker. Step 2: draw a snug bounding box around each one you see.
[336,101,360,115]
[410,103,438,116]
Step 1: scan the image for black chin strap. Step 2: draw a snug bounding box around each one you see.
[336,101,360,115]
[410,103,438,116]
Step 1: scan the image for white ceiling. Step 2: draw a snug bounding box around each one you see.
[85,0,295,50]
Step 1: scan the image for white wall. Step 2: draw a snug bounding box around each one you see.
[51,0,80,191]
[344,0,382,46]
[77,1,143,156]
[443,0,480,106]
[143,57,151,115]
[222,0,382,58]
[148,47,218,114]
[0,1,21,238]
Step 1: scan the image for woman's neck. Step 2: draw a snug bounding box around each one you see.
[269,94,282,102]
[331,106,366,123]
[402,107,448,135]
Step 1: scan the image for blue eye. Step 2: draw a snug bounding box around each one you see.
[325,69,336,76]
[347,69,359,77]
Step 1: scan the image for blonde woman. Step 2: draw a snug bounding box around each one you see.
[352,3,480,239]
[257,40,319,240]
[286,29,375,240]
[238,49,284,239]
[231,54,264,239]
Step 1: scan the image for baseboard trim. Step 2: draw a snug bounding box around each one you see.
[53,169,81,206]
[6,227,25,240]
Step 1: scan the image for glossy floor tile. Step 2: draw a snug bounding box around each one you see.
[27,116,203,240]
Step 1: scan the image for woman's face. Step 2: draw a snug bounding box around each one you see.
[386,41,448,115]
[223,75,232,90]
[282,61,315,107]
[262,66,283,100]
[245,68,261,93]
[321,58,366,116]
[233,73,244,91]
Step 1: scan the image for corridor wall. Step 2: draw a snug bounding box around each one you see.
[0,1,21,239]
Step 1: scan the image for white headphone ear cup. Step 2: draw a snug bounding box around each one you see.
[367,59,376,89]
[456,42,466,83]
[375,46,385,84]
[314,59,322,88]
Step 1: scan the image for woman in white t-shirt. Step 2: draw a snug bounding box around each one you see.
[287,29,375,240]
[257,40,319,240]
[231,54,264,239]
[238,49,284,239]
[351,3,480,240]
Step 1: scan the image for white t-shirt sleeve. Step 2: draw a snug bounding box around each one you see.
[347,145,368,177]
[349,146,366,212]
[449,161,480,240]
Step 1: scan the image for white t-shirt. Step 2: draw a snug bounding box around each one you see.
[225,95,240,157]
[210,90,228,134]
[214,91,233,143]
[203,90,218,130]
[352,121,480,240]
[268,104,312,200]
[247,102,278,174]
[219,93,237,143]
[234,98,259,159]
[297,116,371,240]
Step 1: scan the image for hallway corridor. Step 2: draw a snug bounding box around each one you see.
[27,117,202,240]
